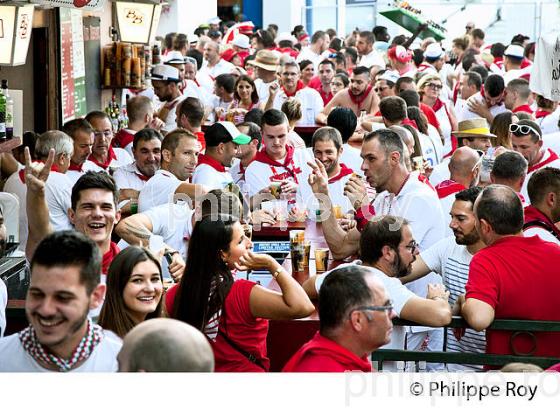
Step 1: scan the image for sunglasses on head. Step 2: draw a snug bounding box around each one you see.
[509,123,541,139]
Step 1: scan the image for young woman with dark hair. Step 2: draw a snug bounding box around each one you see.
[228,75,261,124]
[167,214,314,372]
[98,246,164,338]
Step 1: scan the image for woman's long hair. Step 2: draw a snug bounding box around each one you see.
[490,110,515,149]
[234,75,259,105]
[407,106,429,135]
[98,246,164,338]
[173,214,238,332]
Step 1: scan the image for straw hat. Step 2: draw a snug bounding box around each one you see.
[247,49,279,71]
[451,118,496,138]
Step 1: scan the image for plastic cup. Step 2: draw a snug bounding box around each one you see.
[315,248,330,272]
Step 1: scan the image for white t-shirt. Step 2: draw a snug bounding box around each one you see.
[524,226,560,244]
[429,158,451,187]
[0,330,122,372]
[418,131,441,167]
[196,59,235,94]
[340,143,364,177]
[456,92,507,122]
[254,78,275,105]
[144,203,195,259]
[543,132,560,156]
[113,162,150,192]
[358,50,385,69]
[0,279,7,338]
[296,47,328,70]
[138,169,183,212]
[420,238,485,371]
[192,162,234,191]
[271,87,324,126]
[3,171,29,252]
[182,79,205,102]
[374,173,446,299]
[538,110,560,136]
[86,148,133,174]
[244,148,314,207]
[521,148,560,204]
[157,95,185,133]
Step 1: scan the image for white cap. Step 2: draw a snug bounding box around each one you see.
[425,43,444,59]
[379,70,400,84]
[275,32,297,46]
[208,16,221,25]
[231,34,250,49]
[504,44,524,59]
[189,34,199,44]
[149,64,180,82]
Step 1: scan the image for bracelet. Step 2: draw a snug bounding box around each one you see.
[272,268,284,279]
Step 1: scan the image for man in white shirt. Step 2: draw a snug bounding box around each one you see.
[138,129,205,212]
[304,215,451,371]
[523,167,560,244]
[326,107,364,177]
[265,60,324,126]
[356,31,385,69]
[85,111,133,172]
[192,122,251,190]
[401,187,487,371]
[245,109,313,201]
[296,30,330,70]
[208,74,235,122]
[308,128,447,366]
[310,127,355,214]
[229,122,262,188]
[248,50,280,104]
[62,118,98,184]
[0,231,121,372]
[459,74,507,123]
[502,43,532,85]
[150,64,186,133]
[197,41,234,93]
[164,51,205,101]
[113,128,162,215]
[113,96,163,157]
[511,119,560,202]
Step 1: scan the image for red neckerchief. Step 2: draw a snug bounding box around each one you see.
[402,118,418,129]
[253,145,301,181]
[523,205,560,238]
[102,242,120,275]
[417,173,436,192]
[197,153,226,172]
[432,98,454,130]
[194,131,206,151]
[318,87,333,105]
[135,165,151,182]
[535,109,552,119]
[348,85,373,111]
[88,146,117,170]
[328,163,354,184]
[417,62,434,73]
[112,128,135,149]
[68,162,83,172]
[513,104,534,114]
[452,81,459,104]
[528,149,560,173]
[435,179,466,199]
[18,161,61,183]
[282,80,305,97]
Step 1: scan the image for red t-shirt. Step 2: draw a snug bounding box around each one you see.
[166,279,269,372]
[465,236,560,358]
[282,332,372,372]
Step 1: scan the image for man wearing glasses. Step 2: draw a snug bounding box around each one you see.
[84,111,132,173]
[511,120,560,203]
[297,216,451,372]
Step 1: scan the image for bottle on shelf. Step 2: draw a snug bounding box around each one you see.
[2,80,14,139]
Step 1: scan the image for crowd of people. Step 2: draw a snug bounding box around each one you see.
[0,15,560,373]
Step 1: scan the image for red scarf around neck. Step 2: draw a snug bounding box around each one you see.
[18,161,61,184]
[348,85,373,111]
[68,162,84,172]
[282,80,305,98]
[253,144,301,180]
[535,109,552,119]
[528,149,560,173]
[196,153,226,173]
[328,163,354,184]
[88,146,117,170]
[435,179,466,199]
[102,242,120,275]
[523,205,560,239]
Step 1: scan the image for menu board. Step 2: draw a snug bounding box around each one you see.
[59,8,87,123]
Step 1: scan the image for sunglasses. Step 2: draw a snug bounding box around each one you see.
[509,123,541,139]
[374,86,389,93]
[426,83,443,90]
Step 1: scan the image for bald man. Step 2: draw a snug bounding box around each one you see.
[434,146,481,236]
[118,318,214,372]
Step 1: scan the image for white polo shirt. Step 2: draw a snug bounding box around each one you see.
[138,169,183,213]
[521,148,560,204]
[0,330,122,372]
[143,203,195,259]
[244,147,314,207]
[113,162,151,192]
[271,87,324,126]
[191,154,234,191]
